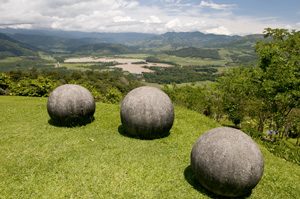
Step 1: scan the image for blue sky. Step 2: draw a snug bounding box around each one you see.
[147,0,300,20]
[219,0,300,22]
[140,0,300,23]
[0,0,299,35]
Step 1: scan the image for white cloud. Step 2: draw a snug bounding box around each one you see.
[142,16,162,24]
[205,26,231,35]
[162,0,182,4]
[0,0,298,35]
[199,0,236,10]
[165,18,181,29]
[113,16,135,23]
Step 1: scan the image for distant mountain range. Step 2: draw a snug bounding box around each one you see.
[0,28,264,57]
[0,32,37,58]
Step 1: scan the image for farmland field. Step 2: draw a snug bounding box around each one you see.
[154,54,228,66]
[64,57,173,74]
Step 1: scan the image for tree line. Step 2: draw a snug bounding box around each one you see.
[0,68,141,104]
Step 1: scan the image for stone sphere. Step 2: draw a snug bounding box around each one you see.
[47,84,95,126]
[120,86,174,139]
[191,127,264,197]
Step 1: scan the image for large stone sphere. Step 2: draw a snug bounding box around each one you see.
[47,84,95,126]
[120,86,174,139]
[191,127,264,197]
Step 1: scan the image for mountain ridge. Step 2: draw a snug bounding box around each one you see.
[0,32,37,58]
[0,28,264,58]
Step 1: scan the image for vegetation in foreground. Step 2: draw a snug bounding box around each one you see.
[0,96,299,198]
[0,68,141,103]
[160,29,300,165]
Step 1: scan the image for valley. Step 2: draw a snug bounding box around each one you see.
[0,29,259,84]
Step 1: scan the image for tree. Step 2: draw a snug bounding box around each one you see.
[255,28,300,135]
[218,28,300,133]
[0,73,11,95]
[217,67,255,127]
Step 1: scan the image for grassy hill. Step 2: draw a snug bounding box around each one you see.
[139,32,240,50]
[0,33,37,58]
[0,96,299,198]
[1,29,155,45]
[10,33,137,55]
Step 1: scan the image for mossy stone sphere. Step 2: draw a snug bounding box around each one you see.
[47,84,95,126]
[120,86,174,139]
[191,127,264,197]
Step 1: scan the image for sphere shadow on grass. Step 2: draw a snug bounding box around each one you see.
[118,125,170,140]
[48,116,95,127]
[184,165,252,199]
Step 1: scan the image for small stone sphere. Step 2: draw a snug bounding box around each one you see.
[47,84,95,126]
[120,86,174,139]
[191,127,264,197]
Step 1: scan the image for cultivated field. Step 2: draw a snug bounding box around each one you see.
[64,57,173,74]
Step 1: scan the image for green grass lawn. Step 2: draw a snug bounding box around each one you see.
[0,96,299,198]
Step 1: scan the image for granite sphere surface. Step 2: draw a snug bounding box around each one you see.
[47,84,95,126]
[120,86,174,139]
[191,127,264,197]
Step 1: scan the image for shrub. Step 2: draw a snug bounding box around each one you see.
[10,77,55,97]
[104,88,123,104]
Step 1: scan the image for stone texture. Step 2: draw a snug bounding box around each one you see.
[47,84,95,126]
[120,86,174,139]
[191,127,264,197]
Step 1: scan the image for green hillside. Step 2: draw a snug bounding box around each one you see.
[0,96,299,198]
[165,47,221,59]
[10,33,137,55]
[70,43,136,55]
[4,29,262,57]
[139,32,240,50]
[0,33,37,58]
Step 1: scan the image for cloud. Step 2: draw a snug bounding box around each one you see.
[113,16,135,23]
[199,0,236,10]
[0,0,298,35]
[205,26,231,35]
[161,0,182,4]
[142,16,162,24]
